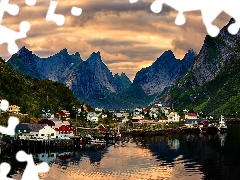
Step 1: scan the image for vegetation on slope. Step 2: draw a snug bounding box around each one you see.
[0,57,82,118]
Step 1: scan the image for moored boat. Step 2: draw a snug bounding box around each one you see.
[218,115,227,133]
[206,122,218,134]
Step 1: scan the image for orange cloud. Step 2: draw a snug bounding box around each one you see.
[0,0,230,80]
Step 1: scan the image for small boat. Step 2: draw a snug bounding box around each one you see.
[86,135,106,145]
[206,122,218,134]
[218,115,227,133]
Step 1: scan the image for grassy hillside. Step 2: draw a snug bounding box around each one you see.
[0,58,82,117]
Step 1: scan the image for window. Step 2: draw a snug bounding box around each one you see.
[36,134,38,136]
[51,133,54,136]
[41,134,44,136]
[24,130,26,132]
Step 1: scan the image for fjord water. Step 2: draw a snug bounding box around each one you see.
[7,124,240,180]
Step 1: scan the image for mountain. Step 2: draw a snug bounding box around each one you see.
[133,49,195,97]
[0,57,82,117]
[160,18,240,114]
[112,72,132,92]
[7,46,82,83]
[7,46,194,109]
[7,48,133,109]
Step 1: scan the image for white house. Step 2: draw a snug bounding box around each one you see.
[114,110,122,118]
[87,112,99,123]
[39,126,57,139]
[122,117,129,123]
[90,116,99,123]
[102,114,108,119]
[95,107,103,112]
[168,112,180,123]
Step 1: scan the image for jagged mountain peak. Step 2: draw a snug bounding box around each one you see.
[133,49,195,96]
[59,48,68,54]
[114,72,127,77]
[16,46,32,56]
[86,51,103,66]
[89,51,101,58]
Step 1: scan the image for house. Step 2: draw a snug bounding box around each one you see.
[38,126,57,139]
[149,111,158,119]
[132,116,143,122]
[122,117,129,123]
[27,124,56,139]
[38,119,55,127]
[133,110,141,116]
[40,108,52,119]
[54,110,70,120]
[102,114,108,119]
[89,116,98,123]
[55,124,75,139]
[135,107,142,112]
[95,107,103,112]
[143,108,148,114]
[95,124,107,133]
[87,112,99,123]
[15,124,32,140]
[185,112,198,119]
[184,119,203,127]
[122,110,131,117]
[114,110,122,118]
[8,105,20,113]
[167,112,180,123]
[49,118,64,129]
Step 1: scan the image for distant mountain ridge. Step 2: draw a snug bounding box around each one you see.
[7,47,195,109]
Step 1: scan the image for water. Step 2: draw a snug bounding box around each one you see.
[3,124,240,180]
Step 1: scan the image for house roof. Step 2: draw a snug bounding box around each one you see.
[27,124,48,131]
[187,113,197,116]
[15,124,30,131]
[49,118,62,122]
[132,116,143,120]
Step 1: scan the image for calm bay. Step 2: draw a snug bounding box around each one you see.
[3,124,240,180]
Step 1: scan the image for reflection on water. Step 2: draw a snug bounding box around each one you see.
[5,125,240,180]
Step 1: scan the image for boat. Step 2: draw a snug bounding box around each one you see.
[86,134,106,145]
[206,122,218,134]
[218,115,227,133]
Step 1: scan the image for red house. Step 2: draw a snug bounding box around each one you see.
[54,110,70,120]
[95,124,107,133]
[55,125,75,135]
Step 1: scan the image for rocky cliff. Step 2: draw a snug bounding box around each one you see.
[160,18,240,114]
[133,49,195,96]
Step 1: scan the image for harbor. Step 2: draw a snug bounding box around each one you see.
[4,124,239,180]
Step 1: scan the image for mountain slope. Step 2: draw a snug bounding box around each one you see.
[0,58,82,117]
[160,18,240,114]
[133,49,195,95]
[7,47,194,109]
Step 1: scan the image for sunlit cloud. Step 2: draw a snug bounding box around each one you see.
[1,0,230,81]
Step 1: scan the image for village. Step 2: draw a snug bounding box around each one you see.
[0,100,217,143]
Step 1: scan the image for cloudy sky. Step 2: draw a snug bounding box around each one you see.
[1,0,231,81]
